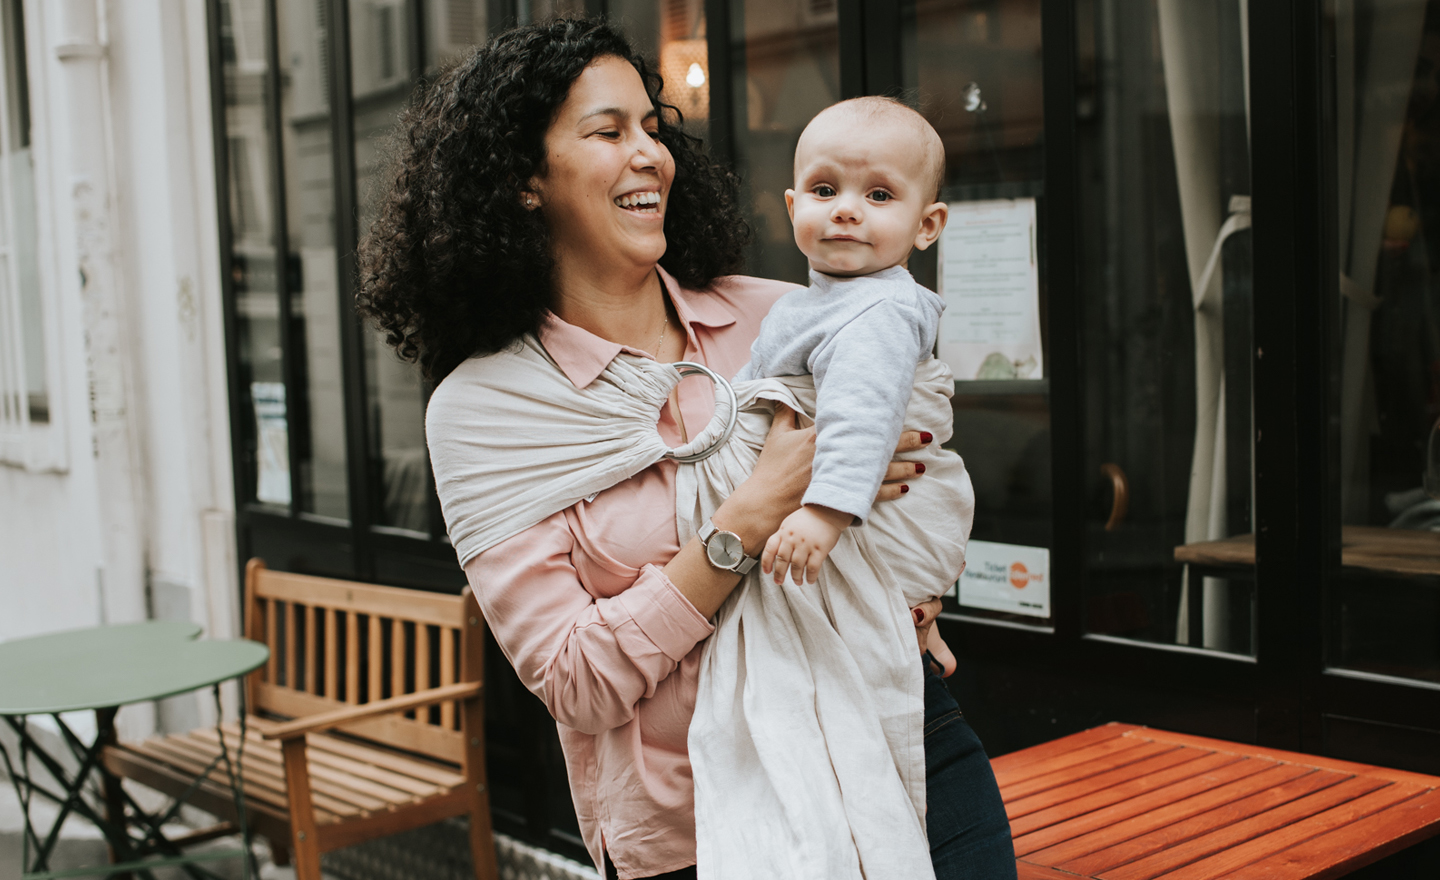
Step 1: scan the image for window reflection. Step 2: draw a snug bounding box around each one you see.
[732,0,840,285]
[279,1,350,519]
[0,0,45,426]
[609,0,709,137]
[1076,0,1255,653]
[904,0,1052,625]
[352,1,489,535]
[221,0,288,507]
[1328,0,1440,685]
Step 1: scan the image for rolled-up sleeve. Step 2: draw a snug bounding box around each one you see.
[466,510,714,736]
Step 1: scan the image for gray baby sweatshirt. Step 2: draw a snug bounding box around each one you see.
[734,265,943,523]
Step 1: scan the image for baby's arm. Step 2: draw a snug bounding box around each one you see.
[805,297,930,520]
[763,504,853,585]
[767,295,932,585]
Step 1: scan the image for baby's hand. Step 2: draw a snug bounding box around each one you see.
[762,505,853,585]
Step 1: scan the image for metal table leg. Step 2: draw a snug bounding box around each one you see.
[2,694,255,880]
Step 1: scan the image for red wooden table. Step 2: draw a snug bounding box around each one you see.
[993,723,1440,879]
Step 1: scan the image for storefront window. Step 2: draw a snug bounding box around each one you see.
[349,0,490,536]
[611,0,709,139]
[1327,0,1440,685]
[0,0,43,430]
[903,0,1053,627]
[1076,0,1255,655]
[278,2,352,519]
[221,0,289,507]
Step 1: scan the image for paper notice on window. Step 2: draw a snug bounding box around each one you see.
[937,198,1043,381]
[955,540,1050,618]
[252,381,291,506]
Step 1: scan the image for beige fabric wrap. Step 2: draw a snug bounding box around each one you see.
[427,336,973,880]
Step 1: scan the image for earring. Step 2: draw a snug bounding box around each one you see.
[525,196,534,207]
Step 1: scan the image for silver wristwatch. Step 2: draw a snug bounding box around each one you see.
[698,519,759,575]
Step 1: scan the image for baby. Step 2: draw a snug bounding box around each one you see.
[734,96,950,586]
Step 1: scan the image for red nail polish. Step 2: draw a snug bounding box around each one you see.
[900,484,909,494]
[920,432,933,444]
[912,607,924,625]
[915,463,926,474]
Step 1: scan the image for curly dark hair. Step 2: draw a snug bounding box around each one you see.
[356,18,750,382]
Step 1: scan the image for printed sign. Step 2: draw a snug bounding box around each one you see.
[956,540,1051,618]
[252,381,291,506]
[937,198,1043,381]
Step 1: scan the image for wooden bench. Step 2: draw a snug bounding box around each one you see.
[994,723,1440,878]
[103,559,499,880]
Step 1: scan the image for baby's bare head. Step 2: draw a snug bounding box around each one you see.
[793,97,946,201]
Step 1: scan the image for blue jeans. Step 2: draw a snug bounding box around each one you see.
[612,660,1017,880]
[923,653,1018,879]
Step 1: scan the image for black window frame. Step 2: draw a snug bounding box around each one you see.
[208,0,1440,863]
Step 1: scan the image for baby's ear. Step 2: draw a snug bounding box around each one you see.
[913,201,948,252]
[784,189,797,223]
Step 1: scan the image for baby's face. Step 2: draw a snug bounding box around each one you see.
[786,118,941,277]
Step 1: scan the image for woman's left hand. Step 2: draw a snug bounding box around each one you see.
[912,597,956,677]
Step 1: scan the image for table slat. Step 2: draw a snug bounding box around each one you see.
[992,724,1139,777]
[1011,752,1246,837]
[1009,747,1213,821]
[1135,728,1438,786]
[1155,782,1427,880]
[1013,757,1278,856]
[1022,762,1309,861]
[998,725,1440,879]
[1095,775,1391,880]
[1215,789,1440,880]
[997,734,1159,791]
[1004,741,1180,803]
[1061,769,1349,876]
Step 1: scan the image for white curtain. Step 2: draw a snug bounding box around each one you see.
[1336,0,1427,522]
[1157,0,1251,649]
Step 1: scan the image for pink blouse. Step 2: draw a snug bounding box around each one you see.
[463,269,795,879]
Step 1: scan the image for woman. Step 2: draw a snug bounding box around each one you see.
[357,19,1014,880]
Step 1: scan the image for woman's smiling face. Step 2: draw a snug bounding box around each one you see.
[529,55,676,285]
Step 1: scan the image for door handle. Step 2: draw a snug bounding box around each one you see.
[1100,463,1129,531]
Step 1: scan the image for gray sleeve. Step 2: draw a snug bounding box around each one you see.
[804,297,929,523]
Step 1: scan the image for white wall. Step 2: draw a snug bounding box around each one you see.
[0,0,234,738]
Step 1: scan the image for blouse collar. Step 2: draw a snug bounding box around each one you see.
[539,266,738,389]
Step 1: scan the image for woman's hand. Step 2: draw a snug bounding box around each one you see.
[912,596,957,676]
[716,403,816,553]
[876,430,934,502]
[669,403,814,619]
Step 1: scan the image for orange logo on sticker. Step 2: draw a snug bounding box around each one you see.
[1009,562,1030,589]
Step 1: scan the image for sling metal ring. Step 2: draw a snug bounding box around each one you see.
[663,361,738,463]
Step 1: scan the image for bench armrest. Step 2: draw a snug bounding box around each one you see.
[254,681,482,741]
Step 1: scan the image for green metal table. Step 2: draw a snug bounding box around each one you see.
[0,621,269,880]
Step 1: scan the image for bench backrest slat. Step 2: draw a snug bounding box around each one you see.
[243,559,476,765]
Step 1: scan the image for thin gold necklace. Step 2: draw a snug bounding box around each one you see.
[651,305,669,359]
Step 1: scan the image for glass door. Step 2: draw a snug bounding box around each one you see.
[1075,0,1256,657]
[1319,0,1440,773]
[901,0,1054,630]
[894,0,1268,757]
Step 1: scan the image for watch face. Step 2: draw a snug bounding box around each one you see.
[707,530,744,568]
